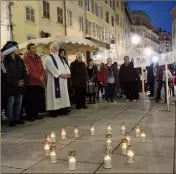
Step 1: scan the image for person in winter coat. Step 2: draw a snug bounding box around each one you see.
[2,41,27,127]
[87,59,97,104]
[119,56,138,101]
[96,63,108,100]
[70,52,88,109]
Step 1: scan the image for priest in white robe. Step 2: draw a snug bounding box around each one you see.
[45,42,71,117]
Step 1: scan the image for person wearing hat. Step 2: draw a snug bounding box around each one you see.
[2,41,27,127]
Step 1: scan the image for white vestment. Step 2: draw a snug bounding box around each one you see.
[45,53,70,111]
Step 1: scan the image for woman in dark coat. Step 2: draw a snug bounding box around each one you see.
[2,42,27,126]
[87,59,97,104]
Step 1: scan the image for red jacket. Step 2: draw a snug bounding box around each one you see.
[96,67,108,86]
[23,52,46,86]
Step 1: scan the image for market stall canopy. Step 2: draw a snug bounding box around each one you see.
[19,36,98,55]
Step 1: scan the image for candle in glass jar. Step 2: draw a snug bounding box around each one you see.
[104,154,112,169]
[44,142,50,156]
[90,125,95,136]
[125,132,132,145]
[50,148,57,164]
[50,131,56,143]
[135,125,141,138]
[140,129,146,143]
[69,156,77,170]
[127,146,135,164]
[45,134,51,143]
[106,123,112,134]
[106,134,112,150]
[120,122,126,135]
[61,128,66,140]
[74,126,79,138]
[121,139,128,155]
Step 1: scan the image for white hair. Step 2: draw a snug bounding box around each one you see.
[50,42,59,50]
[76,52,82,58]
[107,57,112,62]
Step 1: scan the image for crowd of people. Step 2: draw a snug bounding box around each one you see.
[1,41,176,133]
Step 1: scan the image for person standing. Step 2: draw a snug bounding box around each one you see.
[87,59,97,104]
[119,56,138,101]
[105,58,116,103]
[2,41,27,126]
[70,53,88,109]
[23,43,46,121]
[45,42,70,117]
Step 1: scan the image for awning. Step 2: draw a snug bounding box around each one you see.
[19,36,98,55]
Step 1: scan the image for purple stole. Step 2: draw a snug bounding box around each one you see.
[50,54,61,98]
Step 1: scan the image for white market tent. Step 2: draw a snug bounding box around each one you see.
[19,36,98,55]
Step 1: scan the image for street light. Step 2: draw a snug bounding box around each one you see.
[152,56,159,63]
[143,47,153,56]
[130,34,142,45]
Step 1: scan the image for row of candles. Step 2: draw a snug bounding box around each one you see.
[44,123,146,170]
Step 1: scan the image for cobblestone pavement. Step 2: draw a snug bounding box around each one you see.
[1,101,176,173]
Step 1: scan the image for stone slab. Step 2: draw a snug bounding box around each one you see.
[1,166,24,173]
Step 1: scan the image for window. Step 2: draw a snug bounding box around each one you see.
[110,0,112,8]
[79,16,84,31]
[116,14,119,24]
[57,7,63,24]
[27,35,36,40]
[166,49,169,52]
[118,34,120,43]
[100,6,103,19]
[40,31,51,38]
[91,0,94,14]
[95,3,99,17]
[67,10,72,26]
[25,6,35,22]
[117,0,119,7]
[92,23,96,37]
[43,0,50,19]
[112,0,115,10]
[85,0,90,11]
[105,0,108,4]
[78,0,83,7]
[120,17,122,27]
[121,2,124,12]
[106,11,109,23]
[111,16,114,27]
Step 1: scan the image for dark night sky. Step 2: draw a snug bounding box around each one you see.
[127,1,176,33]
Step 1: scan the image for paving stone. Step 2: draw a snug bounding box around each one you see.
[96,154,173,173]
[1,166,24,173]
[23,159,99,173]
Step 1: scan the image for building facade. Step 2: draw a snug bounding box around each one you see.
[171,5,176,62]
[158,31,172,53]
[132,11,160,53]
[1,0,128,63]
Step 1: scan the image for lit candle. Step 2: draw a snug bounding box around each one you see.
[135,125,141,138]
[120,122,126,135]
[104,150,112,169]
[121,139,128,155]
[50,147,57,164]
[44,142,50,156]
[74,126,79,138]
[127,145,135,164]
[45,134,51,143]
[90,125,95,136]
[61,128,67,140]
[68,151,77,171]
[125,132,132,145]
[106,134,112,150]
[140,129,146,143]
[50,131,56,143]
[106,123,112,134]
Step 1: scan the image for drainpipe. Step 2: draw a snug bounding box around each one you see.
[63,0,67,36]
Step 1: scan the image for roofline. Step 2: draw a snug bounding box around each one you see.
[125,8,133,24]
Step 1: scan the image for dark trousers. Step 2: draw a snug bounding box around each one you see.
[97,82,103,100]
[75,87,86,109]
[25,85,43,119]
[148,80,155,96]
[156,80,166,100]
[123,81,138,100]
[105,83,115,102]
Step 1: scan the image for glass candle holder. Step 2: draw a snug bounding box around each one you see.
[106,123,112,134]
[120,122,126,135]
[125,132,132,145]
[140,129,146,143]
[74,126,79,138]
[61,128,67,140]
[44,141,50,156]
[106,134,112,150]
[90,124,95,136]
[135,125,141,138]
[50,131,56,143]
[104,149,112,169]
[121,138,128,155]
[68,151,77,171]
[50,146,57,164]
[45,134,51,143]
[127,145,135,164]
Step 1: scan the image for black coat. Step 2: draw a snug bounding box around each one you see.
[3,55,27,96]
[119,62,138,85]
[70,60,88,88]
